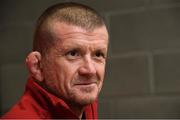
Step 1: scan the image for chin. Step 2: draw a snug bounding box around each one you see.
[68,85,100,106]
[70,91,98,106]
[76,95,97,106]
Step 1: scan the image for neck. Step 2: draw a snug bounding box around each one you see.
[67,102,85,119]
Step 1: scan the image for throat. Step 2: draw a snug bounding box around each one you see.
[67,102,85,119]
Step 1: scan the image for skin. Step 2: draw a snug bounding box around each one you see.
[26,22,108,118]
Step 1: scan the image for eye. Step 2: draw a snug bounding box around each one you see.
[94,50,106,59]
[65,49,80,59]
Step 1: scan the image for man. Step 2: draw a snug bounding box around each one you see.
[2,2,109,119]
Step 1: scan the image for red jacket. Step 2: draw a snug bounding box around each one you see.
[2,77,98,119]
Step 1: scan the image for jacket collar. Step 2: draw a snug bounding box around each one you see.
[25,77,98,119]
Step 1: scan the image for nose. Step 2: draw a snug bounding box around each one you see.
[79,55,96,76]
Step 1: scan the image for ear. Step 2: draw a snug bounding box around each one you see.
[26,51,44,82]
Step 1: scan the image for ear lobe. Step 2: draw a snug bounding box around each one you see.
[26,51,44,82]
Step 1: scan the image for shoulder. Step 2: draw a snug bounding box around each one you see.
[1,94,49,119]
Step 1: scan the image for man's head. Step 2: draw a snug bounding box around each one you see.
[26,2,109,107]
[33,2,106,56]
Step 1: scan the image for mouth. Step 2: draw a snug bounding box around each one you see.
[73,82,97,93]
[75,82,97,86]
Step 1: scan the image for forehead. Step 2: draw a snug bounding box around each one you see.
[50,21,109,43]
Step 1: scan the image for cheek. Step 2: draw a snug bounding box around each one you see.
[98,64,106,89]
[43,62,71,97]
[43,63,60,85]
[42,59,64,85]
[57,61,78,86]
[97,63,106,79]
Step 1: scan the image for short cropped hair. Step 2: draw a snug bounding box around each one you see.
[33,2,106,56]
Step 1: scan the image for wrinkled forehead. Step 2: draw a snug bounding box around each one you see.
[48,20,109,42]
[40,21,109,58]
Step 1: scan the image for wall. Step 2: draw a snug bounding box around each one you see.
[1,0,180,118]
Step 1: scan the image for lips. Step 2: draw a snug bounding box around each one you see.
[75,82,97,85]
[73,76,98,86]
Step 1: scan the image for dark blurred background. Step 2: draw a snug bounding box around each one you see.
[1,0,180,119]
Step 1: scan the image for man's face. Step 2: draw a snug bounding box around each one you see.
[42,22,108,106]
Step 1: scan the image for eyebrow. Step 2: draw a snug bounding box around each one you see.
[62,42,107,51]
